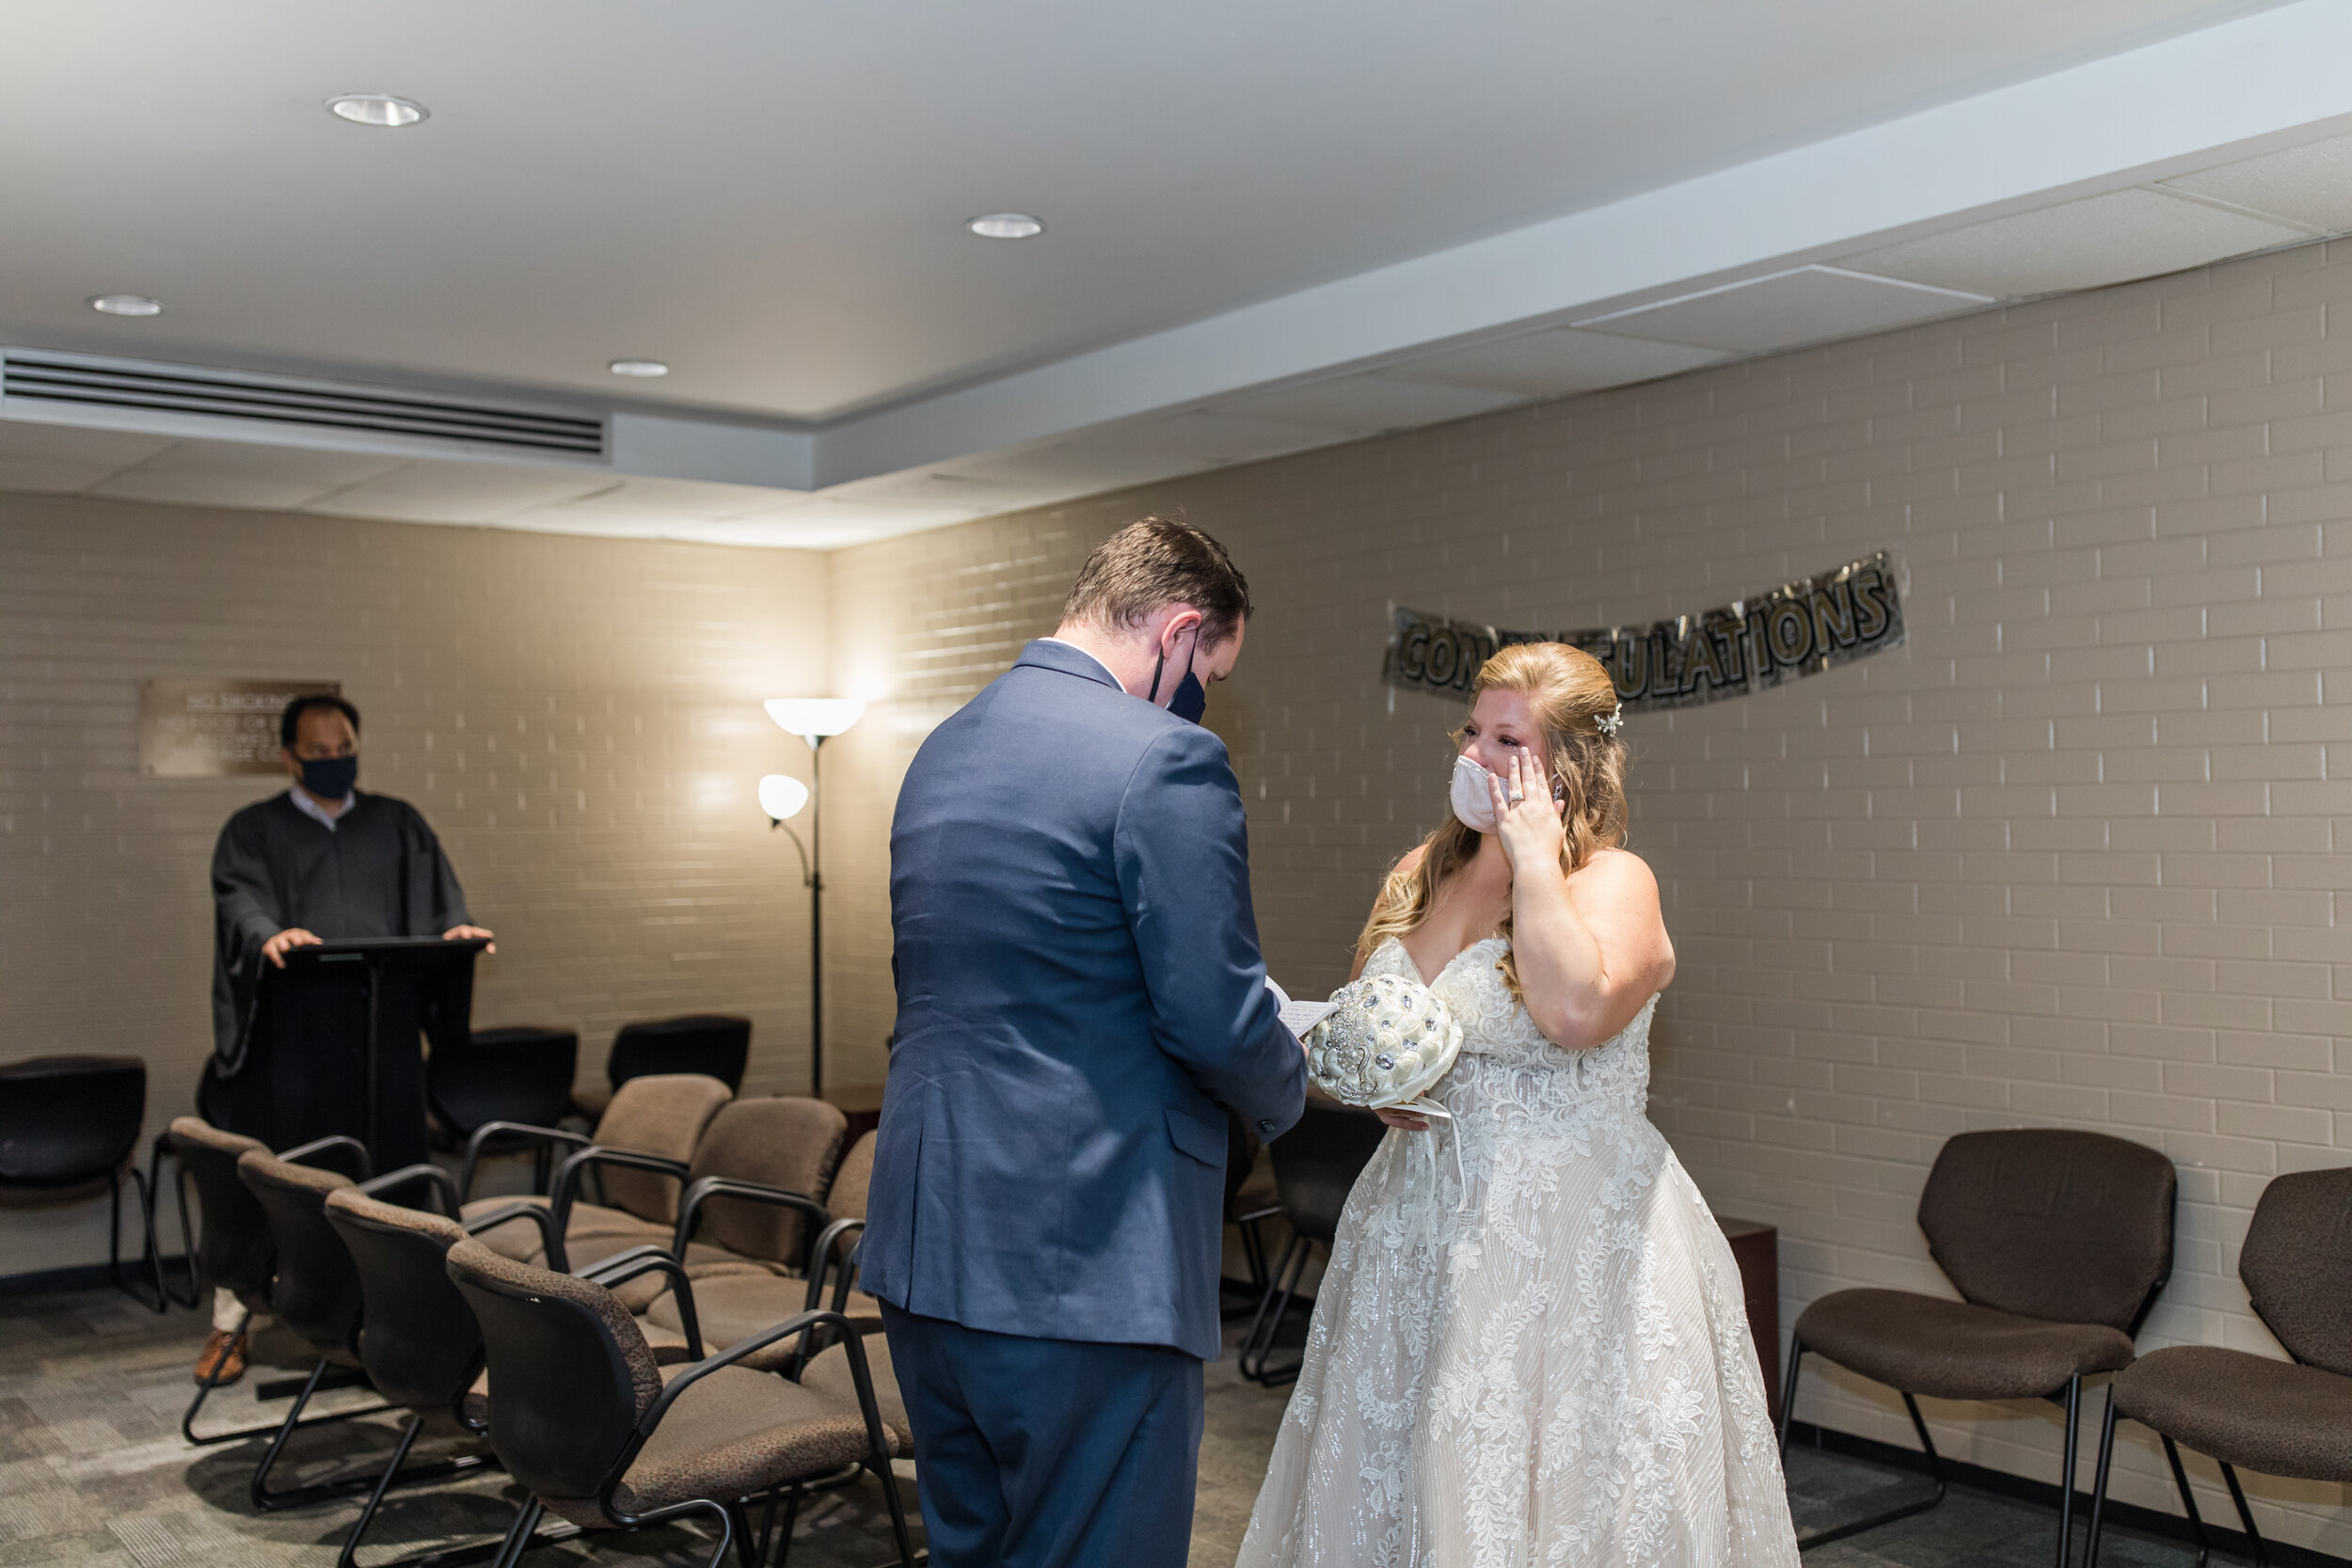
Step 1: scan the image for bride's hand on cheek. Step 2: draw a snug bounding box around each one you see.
[1487,748,1566,875]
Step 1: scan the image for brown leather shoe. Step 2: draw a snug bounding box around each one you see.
[194,1327,246,1386]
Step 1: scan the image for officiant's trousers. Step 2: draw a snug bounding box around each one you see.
[879,1303,1203,1568]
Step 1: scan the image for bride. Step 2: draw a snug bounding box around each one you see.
[1237,642,1800,1568]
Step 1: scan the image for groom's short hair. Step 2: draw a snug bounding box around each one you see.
[1062,516,1254,647]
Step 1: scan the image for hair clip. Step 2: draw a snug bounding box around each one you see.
[1595,701,1624,737]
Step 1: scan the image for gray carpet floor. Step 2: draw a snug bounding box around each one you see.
[1,1283,2213,1568]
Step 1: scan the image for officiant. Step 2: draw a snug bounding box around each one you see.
[196,692,494,1381]
[206,692,494,1148]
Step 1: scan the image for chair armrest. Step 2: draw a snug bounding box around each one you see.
[358,1163,460,1216]
[459,1121,589,1203]
[803,1217,866,1313]
[575,1243,673,1283]
[461,1200,569,1272]
[637,1308,865,1438]
[673,1176,829,1263]
[278,1134,373,1181]
[550,1147,691,1234]
[577,1249,702,1359]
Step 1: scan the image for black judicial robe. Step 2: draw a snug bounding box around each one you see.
[207,790,472,1162]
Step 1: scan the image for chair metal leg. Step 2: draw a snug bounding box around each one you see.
[2057,1376,2084,1568]
[691,1498,736,1568]
[755,1487,787,1568]
[180,1308,255,1444]
[147,1137,201,1310]
[251,1367,488,1513]
[873,1457,920,1568]
[2219,1462,2269,1568]
[182,1309,396,1448]
[1794,1387,1948,1550]
[1240,1235,1317,1386]
[490,1498,544,1568]
[726,1501,759,1568]
[340,1414,424,1568]
[107,1166,175,1313]
[2085,1385,2121,1568]
[1779,1343,1804,1452]
[2163,1434,2215,1568]
[1236,1233,1297,1383]
[1240,1212,1269,1291]
[250,1358,334,1509]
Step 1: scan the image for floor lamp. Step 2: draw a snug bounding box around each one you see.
[760,696,864,1099]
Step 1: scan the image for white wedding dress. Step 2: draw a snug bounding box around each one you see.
[1236,936,1801,1568]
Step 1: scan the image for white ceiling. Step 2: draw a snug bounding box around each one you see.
[6,0,2352,546]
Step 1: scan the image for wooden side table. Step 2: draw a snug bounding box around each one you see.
[1715,1216,1781,1429]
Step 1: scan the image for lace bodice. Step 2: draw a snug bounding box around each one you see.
[1362,934,1657,1128]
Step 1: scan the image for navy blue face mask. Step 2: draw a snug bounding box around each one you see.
[299,754,358,800]
[1167,669,1207,724]
[1150,626,1208,724]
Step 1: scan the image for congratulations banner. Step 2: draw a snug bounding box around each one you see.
[1383,552,1903,710]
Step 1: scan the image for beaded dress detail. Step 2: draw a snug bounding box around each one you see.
[1236,936,1800,1568]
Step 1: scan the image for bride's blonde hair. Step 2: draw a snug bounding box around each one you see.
[1355,642,1629,993]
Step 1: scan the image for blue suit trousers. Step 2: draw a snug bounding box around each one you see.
[880,1303,1203,1568]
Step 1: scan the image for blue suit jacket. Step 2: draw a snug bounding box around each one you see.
[862,640,1308,1360]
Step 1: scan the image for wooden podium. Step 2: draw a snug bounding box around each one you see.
[215,936,486,1171]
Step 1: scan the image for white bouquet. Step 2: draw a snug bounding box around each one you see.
[1298,974,1469,1211]
[1301,974,1462,1109]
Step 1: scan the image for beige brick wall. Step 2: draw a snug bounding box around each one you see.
[0,494,832,1277]
[829,238,2352,1552]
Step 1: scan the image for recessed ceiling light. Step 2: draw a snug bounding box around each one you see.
[967,213,1044,240]
[327,94,428,128]
[609,359,670,378]
[89,293,163,317]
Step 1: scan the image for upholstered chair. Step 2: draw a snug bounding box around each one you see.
[642,1121,870,1369]
[1785,1129,2176,1565]
[445,1237,915,1568]
[2086,1165,2352,1568]
[456,1072,732,1302]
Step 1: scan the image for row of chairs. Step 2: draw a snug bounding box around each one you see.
[165,1073,913,1568]
[1783,1128,2352,1568]
[0,1016,755,1317]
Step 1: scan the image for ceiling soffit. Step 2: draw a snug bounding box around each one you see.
[7,2,2352,545]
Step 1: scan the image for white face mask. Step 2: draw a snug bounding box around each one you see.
[1450,755,1498,833]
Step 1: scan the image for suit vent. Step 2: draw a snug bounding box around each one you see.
[0,349,606,458]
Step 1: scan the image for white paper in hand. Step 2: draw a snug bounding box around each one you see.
[1264,976,1340,1037]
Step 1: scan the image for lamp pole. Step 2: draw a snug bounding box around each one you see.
[806,733,826,1101]
[762,696,861,1102]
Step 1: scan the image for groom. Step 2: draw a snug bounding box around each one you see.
[864,516,1309,1568]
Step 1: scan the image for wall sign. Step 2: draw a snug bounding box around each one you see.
[1384,552,1903,711]
[140,677,342,777]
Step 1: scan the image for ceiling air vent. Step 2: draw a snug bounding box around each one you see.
[0,348,606,460]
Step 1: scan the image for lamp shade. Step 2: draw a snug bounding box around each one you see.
[763,697,866,739]
[757,773,810,822]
